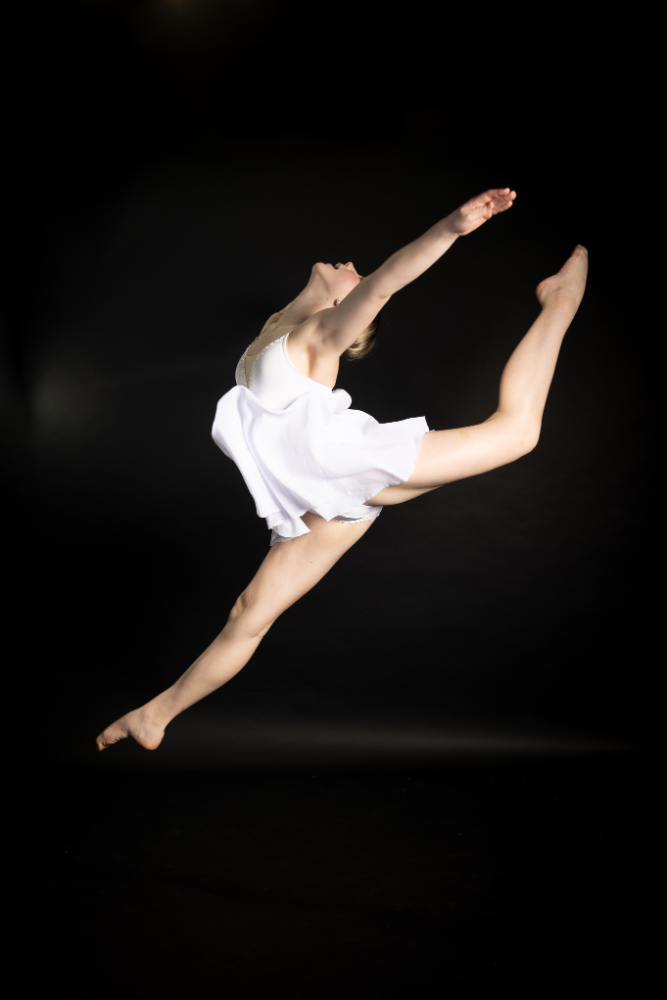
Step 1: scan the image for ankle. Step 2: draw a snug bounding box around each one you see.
[140,695,174,730]
[540,295,579,320]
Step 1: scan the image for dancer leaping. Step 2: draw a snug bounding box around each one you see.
[96,188,588,751]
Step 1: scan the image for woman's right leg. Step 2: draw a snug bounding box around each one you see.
[95,512,375,750]
[367,245,589,505]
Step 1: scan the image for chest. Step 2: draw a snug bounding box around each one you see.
[244,325,338,389]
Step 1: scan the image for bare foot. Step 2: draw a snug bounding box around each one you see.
[96,704,166,751]
[536,245,588,311]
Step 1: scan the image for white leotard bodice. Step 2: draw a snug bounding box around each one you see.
[214,328,428,542]
[235,332,331,410]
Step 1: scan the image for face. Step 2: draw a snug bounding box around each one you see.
[311,260,363,303]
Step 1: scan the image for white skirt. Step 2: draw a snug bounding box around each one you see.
[211,385,429,542]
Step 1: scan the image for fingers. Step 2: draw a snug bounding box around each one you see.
[463,188,516,212]
[485,188,516,201]
[491,199,515,214]
[487,188,516,215]
[488,188,516,205]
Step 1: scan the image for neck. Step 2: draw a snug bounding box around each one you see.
[280,286,331,328]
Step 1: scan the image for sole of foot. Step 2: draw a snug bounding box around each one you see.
[536,245,588,310]
[95,707,165,751]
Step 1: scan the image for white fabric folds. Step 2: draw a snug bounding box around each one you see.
[211,384,428,541]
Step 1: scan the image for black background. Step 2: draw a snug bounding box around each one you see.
[13,0,654,760]
[10,3,658,996]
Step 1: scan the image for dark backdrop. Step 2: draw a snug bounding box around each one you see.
[12,1,655,766]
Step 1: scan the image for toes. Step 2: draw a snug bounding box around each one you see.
[96,727,121,750]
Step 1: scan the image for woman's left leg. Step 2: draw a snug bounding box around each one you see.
[96,513,375,750]
[367,245,588,505]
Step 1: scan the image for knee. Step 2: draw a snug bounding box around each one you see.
[227,592,248,624]
[227,591,273,640]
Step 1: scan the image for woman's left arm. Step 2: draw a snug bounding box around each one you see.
[315,189,515,356]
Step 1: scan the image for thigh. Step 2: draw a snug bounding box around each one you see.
[365,413,534,506]
[239,512,375,632]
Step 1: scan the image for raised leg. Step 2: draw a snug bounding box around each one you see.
[366,246,588,505]
[95,513,375,750]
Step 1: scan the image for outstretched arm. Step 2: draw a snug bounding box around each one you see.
[318,188,516,354]
[370,188,516,297]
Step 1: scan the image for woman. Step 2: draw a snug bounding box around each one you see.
[96,188,588,751]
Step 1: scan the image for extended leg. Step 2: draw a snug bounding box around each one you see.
[96,513,375,750]
[366,246,588,504]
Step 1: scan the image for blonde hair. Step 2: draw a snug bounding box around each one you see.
[342,309,382,362]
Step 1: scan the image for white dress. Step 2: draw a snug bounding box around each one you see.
[211,332,429,544]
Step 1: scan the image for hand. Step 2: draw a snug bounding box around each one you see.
[446,188,516,236]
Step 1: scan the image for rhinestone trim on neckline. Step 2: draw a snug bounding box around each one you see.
[237,334,284,389]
